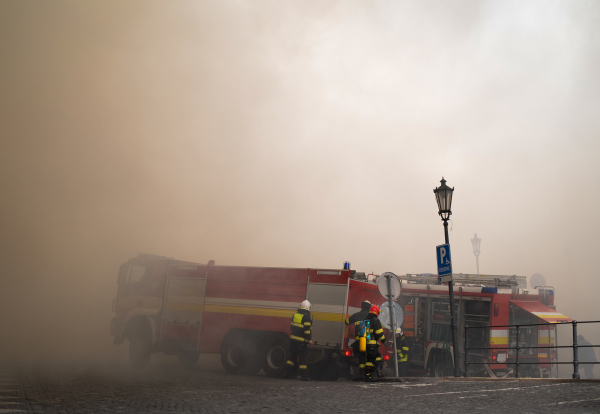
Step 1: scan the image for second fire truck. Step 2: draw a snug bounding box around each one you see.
[389,273,570,378]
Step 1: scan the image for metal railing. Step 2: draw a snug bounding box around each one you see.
[464,320,600,379]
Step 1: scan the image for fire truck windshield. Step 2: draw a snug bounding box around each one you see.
[127,265,147,284]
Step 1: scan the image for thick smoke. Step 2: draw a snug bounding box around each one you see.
[1,0,599,364]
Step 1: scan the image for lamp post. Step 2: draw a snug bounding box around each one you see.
[433,177,460,377]
[471,233,481,274]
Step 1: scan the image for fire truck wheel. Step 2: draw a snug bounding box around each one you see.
[322,359,341,381]
[262,338,290,378]
[178,352,200,369]
[309,359,340,381]
[128,326,152,367]
[220,337,262,375]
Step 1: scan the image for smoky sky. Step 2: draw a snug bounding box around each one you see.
[1,0,600,362]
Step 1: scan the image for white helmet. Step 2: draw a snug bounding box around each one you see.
[301,300,311,310]
[396,328,403,335]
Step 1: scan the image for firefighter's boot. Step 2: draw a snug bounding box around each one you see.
[365,369,378,383]
[283,364,296,379]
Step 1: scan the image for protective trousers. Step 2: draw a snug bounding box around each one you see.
[398,361,408,377]
[350,341,367,380]
[287,340,308,379]
[365,346,379,381]
[376,350,383,377]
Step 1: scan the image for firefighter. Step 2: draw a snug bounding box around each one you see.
[345,300,371,380]
[396,328,409,377]
[578,335,596,379]
[285,300,313,381]
[345,300,371,326]
[365,304,386,382]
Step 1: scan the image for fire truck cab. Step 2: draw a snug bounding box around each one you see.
[110,254,392,380]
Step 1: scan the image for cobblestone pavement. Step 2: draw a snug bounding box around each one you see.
[2,356,600,414]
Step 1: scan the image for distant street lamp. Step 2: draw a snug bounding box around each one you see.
[471,233,481,274]
[433,177,460,377]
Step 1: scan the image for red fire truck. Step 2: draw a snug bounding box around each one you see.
[391,273,571,378]
[110,254,392,380]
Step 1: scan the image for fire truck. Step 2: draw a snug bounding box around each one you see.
[389,273,571,378]
[110,254,393,380]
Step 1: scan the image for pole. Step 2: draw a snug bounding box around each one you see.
[548,323,552,378]
[516,324,520,378]
[475,255,479,274]
[555,325,559,378]
[387,274,399,377]
[572,320,580,379]
[444,220,460,377]
[464,325,469,377]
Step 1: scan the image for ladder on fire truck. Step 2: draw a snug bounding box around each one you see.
[400,273,527,289]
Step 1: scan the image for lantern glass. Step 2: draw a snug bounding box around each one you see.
[434,178,454,218]
[471,233,481,254]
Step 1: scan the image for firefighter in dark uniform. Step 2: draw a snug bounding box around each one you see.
[395,328,410,377]
[345,300,371,379]
[365,305,386,382]
[285,300,313,381]
[345,300,371,326]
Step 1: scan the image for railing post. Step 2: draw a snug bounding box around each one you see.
[555,324,559,379]
[547,322,551,378]
[572,320,580,379]
[515,324,520,379]
[464,326,469,377]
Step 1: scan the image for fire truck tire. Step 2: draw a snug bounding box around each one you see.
[322,359,341,382]
[262,337,290,378]
[220,336,262,375]
[309,359,340,381]
[128,325,152,367]
[178,352,200,369]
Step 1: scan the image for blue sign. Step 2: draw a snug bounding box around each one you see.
[436,244,452,276]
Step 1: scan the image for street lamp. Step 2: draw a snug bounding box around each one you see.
[433,177,460,377]
[471,233,481,274]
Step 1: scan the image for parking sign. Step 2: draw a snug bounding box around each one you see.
[436,244,452,278]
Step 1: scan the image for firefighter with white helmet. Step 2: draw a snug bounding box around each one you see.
[285,300,313,381]
[396,328,410,377]
[364,305,386,382]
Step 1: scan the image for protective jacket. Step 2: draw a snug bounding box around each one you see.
[396,334,409,362]
[366,313,386,346]
[345,301,372,339]
[290,308,312,343]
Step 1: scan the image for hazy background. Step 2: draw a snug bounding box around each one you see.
[1,0,599,365]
